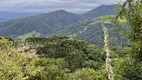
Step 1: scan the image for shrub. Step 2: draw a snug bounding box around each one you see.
[0,38,40,80]
[69,68,107,80]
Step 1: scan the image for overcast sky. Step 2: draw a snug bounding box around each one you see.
[0,0,126,13]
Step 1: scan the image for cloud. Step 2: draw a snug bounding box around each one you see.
[0,0,126,13]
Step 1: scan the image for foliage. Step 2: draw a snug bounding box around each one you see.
[1,1,142,79]
[0,38,40,80]
[117,0,142,60]
[0,5,124,47]
[0,36,14,42]
[111,1,142,79]
[35,36,105,72]
[82,5,118,19]
[25,35,70,48]
[0,10,83,36]
[25,37,48,48]
[29,58,68,80]
[16,31,41,40]
[111,46,130,58]
[69,68,107,80]
[65,50,86,71]
[111,46,142,80]
[30,64,67,80]
[116,59,142,80]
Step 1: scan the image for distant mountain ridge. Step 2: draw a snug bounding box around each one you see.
[0,4,119,22]
[81,4,119,19]
[0,12,39,22]
[0,4,123,46]
[0,10,84,36]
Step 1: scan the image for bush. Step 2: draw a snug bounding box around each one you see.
[29,58,67,80]
[36,36,105,72]
[117,59,142,80]
[30,65,67,80]
[69,68,107,80]
[0,38,40,80]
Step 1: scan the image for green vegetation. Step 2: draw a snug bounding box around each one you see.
[82,5,118,19]
[120,0,142,61]
[28,36,105,72]
[0,38,40,80]
[0,36,107,80]
[113,0,142,80]
[0,0,142,80]
[0,5,123,47]
[16,31,41,40]
[0,10,84,36]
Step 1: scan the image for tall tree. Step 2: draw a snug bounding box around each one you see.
[116,0,142,60]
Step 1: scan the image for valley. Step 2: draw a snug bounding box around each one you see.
[0,1,142,80]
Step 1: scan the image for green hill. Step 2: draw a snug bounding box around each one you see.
[0,10,84,36]
[0,4,126,46]
[64,19,128,47]
[81,5,119,19]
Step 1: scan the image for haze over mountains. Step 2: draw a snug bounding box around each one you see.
[82,5,119,19]
[0,4,124,46]
[0,12,39,22]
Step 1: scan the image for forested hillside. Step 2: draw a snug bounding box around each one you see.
[0,4,124,46]
[81,5,119,19]
[0,10,84,36]
[0,0,142,80]
[65,18,128,46]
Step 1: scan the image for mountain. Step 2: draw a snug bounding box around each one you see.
[0,10,84,37]
[81,4,119,19]
[0,4,126,46]
[0,12,39,22]
[63,19,128,47]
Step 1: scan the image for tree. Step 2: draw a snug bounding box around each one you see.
[69,68,107,80]
[30,65,67,80]
[0,37,40,80]
[116,0,142,60]
[117,59,142,80]
[36,36,105,72]
[29,58,67,80]
[113,0,142,79]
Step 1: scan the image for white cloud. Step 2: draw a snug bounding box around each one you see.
[0,0,126,13]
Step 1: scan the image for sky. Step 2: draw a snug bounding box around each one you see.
[0,0,126,13]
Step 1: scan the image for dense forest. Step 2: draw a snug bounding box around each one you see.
[0,4,119,47]
[0,0,142,80]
